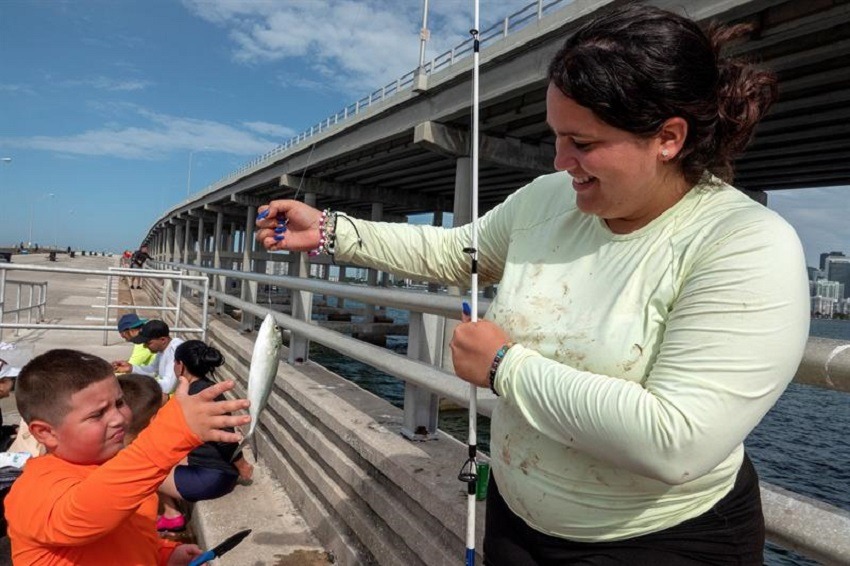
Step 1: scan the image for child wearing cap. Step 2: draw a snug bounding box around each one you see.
[112,320,184,394]
[116,313,155,368]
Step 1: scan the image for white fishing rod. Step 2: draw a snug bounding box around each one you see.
[457,1,481,564]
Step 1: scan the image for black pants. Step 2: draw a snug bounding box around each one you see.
[484,454,764,565]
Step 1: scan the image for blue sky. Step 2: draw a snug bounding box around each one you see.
[0,0,846,267]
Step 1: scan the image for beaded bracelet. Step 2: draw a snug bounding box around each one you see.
[488,343,512,396]
[308,209,333,257]
[307,210,364,259]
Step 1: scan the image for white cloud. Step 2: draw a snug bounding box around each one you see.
[182,0,535,91]
[1,106,280,159]
[61,76,153,92]
[0,83,37,95]
[242,120,296,139]
[769,187,850,267]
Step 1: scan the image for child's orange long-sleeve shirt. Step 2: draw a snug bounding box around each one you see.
[5,399,202,565]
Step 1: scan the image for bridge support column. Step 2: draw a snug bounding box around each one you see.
[196,217,207,299]
[402,311,443,440]
[165,224,177,262]
[240,206,257,332]
[213,211,226,316]
[289,193,315,364]
[183,218,192,266]
[197,217,206,268]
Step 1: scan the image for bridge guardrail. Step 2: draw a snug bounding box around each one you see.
[0,264,210,344]
[0,277,47,341]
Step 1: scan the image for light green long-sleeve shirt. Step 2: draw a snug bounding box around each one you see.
[334,172,809,541]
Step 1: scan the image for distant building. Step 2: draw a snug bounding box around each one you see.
[825,257,850,298]
[820,251,845,271]
[815,279,844,300]
[811,296,835,317]
[806,266,822,282]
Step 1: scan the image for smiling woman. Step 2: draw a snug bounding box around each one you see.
[253,4,810,565]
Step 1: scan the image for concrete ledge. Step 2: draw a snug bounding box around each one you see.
[190,457,331,565]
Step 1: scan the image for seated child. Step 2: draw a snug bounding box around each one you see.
[156,340,254,531]
[116,314,155,370]
[118,373,166,441]
[4,349,250,566]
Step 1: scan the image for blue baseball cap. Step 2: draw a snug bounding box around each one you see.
[117,313,148,332]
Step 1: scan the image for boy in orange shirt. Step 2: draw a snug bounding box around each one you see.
[4,349,250,565]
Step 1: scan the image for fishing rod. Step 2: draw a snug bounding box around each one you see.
[457,1,481,564]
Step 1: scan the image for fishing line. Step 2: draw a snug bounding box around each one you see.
[292,142,317,203]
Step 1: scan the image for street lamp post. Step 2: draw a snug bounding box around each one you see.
[187,147,211,196]
[418,0,430,68]
[187,150,195,196]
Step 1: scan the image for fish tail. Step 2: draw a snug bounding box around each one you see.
[231,437,248,462]
[250,434,259,462]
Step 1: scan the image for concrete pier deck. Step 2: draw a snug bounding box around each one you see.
[0,254,330,565]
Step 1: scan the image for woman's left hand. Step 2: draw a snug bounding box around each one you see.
[450,317,511,388]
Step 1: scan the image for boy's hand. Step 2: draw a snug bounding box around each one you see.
[174,376,250,443]
[167,544,203,565]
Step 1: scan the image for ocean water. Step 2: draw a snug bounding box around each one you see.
[310,312,850,565]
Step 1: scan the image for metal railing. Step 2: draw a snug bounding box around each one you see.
[0,264,211,343]
[182,0,575,203]
[0,277,47,341]
[152,259,849,564]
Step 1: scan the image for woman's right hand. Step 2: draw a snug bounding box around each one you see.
[255,199,324,252]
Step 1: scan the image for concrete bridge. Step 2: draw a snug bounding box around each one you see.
[144,0,849,257]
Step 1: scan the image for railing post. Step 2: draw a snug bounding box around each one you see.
[401,311,443,440]
[288,194,316,364]
[213,211,225,316]
[13,285,20,337]
[27,284,34,325]
[537,0,543,20]
[201,277,210,342]
[175,280,184,329]
[103,274,113,345]
[38,282,46,322]
[503,16,509,37]
[0,269,6,342]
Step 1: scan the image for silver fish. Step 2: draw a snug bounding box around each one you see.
[234,313,282,460]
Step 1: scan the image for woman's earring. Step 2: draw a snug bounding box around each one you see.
[661,149,670,159]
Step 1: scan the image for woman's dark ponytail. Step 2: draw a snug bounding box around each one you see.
[175,340,225,378]
[712,24,778,181]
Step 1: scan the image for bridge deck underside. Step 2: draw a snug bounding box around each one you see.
[153,0,850,231]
